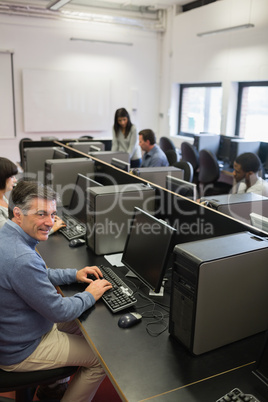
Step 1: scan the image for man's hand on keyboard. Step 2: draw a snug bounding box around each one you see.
[85,280,113,301]
[50,215,66,234]
[76,266,103,284]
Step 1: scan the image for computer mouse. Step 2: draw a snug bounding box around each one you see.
[69,238,86,248]
[118,312,142,329]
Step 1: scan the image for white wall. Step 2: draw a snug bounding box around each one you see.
[1,0,268,164]
[0,14,160,163]
[160,0,268,140]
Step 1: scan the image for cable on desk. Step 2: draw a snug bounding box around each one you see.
[133,283,170,312]
[136,291,169,337]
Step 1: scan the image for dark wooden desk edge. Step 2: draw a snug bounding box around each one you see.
[55,286,127,402]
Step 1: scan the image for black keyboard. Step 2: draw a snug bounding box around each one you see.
[216,388,260,402]
[59,215,86,241]
[99,265,137,313]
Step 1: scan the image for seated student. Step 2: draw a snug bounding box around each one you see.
[232,152,268,197]
[0,181,113,401]
[0,157,65,232]
[0,157,18,229]
[139,129,169,167]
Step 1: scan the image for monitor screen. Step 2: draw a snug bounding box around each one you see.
[68,173,102,223]
[53,148,69,159]
[217,135,235,163]
[111,158,130,173]
[132,167,183,189]
[229,139,260,167]
[166,175,197,201]
[252,331,268,392]
[250,213,268,233]
[121,207,176,293]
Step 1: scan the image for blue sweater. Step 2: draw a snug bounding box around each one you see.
[0,220,95,365]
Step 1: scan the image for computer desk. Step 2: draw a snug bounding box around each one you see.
[37,233,267,402]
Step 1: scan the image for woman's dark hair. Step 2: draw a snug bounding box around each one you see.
[113,108,132,138]
[0,157,18,190]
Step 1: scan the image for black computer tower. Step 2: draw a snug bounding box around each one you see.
[169,232,268,355]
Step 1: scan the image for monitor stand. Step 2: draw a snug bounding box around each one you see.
[125,270,165,296]
[125,270,137,278]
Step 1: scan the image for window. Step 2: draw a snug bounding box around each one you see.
[235,82,268,141]
[178,83,222,135]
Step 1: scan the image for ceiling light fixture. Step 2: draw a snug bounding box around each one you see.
[70,38,133,46]
[47,0,72,11]
[197,23,254,37]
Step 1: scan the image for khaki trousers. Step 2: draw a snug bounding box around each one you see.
[0,321,106,402]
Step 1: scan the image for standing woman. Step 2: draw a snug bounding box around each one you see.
[0,157,18,229]
[111,108,142,168]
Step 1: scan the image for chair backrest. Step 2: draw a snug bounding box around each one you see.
[79,135,93,139]
[159,137,176,153]
[198,149,220,184]
[180,142,199,170]
[165,149,178,166]
[173,161,194,183]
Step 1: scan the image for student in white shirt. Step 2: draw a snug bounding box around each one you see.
[232,152,268,197]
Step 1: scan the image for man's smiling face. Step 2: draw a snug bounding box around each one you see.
[14,197,56,241]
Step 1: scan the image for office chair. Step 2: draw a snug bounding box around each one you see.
[79,135,93,140]
[198,149,231,197]
[173,161,193,182]
[0,366,78,402]
[165,149,178,166]
[159,137,176,153]
[180,142,199,171]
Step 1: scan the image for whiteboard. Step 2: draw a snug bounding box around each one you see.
[22,69,110,132]
[0,52,16,138]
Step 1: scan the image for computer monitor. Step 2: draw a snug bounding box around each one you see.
[229,139,260,167]
[69,141,105,153]
[88,151,130,165]
[53,148,69,159]
[132,166,183,189]
[121,207,176,293]
[193,133,220,154]
[111,158,130,173]
[67,173,103,224]
[89,145,102,152]
[250,212,268,233]
[252,331,268,397]
[166,175,197,201]
[217,135,237,163]
[259,142,268,172]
